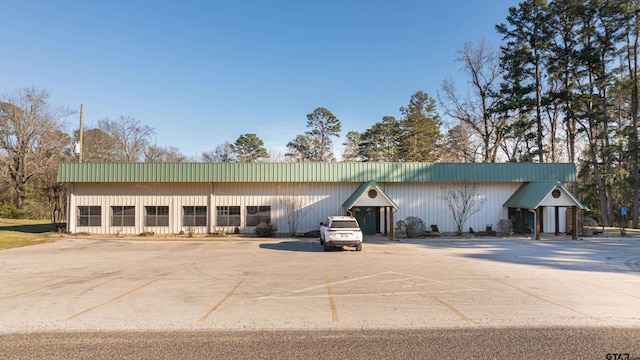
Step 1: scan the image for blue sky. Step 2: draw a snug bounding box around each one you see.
[2,0,519,159]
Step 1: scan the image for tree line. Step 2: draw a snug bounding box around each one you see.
[442,0,640,228]
[1,0,639,229]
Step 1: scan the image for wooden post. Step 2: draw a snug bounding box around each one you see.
[572,206,578,240]
[383,207,388,236]
[535,208,541,240]
[389,210,394,240]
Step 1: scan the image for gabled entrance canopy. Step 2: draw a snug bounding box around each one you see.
[503,181,585,240]
[342,180,398,239]
[342,180,398,210]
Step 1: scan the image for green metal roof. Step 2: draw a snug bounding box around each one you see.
[503,181,585,209]
[57,162,578,183]
[342,180,399,210]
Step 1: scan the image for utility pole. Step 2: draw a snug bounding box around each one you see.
[79,104,84,163]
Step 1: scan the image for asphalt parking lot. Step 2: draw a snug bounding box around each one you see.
[0,236,639,332]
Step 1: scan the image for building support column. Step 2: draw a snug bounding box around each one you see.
[535,207,541,240]
[389,209,394,240]
[208,183,214,235]
[572,206,578,240]
[383,207,388,236]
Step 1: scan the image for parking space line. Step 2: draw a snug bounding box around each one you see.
[493,278,602,322]
[411,279,474,324]
[0,278,72,301]
[326,278,339,323]
[65,279,159,321]
[198,278,246,323]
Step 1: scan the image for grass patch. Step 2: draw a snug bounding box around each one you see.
[0,219,59,250]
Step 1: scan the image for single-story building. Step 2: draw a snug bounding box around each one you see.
[56,162,585,239]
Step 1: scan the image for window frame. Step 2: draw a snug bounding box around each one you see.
[216,206,241,227]
[145,205,169,227]
[183,206,207,227]
[246,205,271,227]
[78,206,101,227]
[111,205,135,227]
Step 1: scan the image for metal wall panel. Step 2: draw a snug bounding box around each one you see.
[72,183,210,235]
[210,182,355,234]
[542,207,567,233]
[386,182,521,233]
[66,181,569,236]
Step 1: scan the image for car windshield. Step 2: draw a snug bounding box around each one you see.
[332,220,359,228]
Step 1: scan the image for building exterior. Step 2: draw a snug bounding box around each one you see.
[57,162,584,239]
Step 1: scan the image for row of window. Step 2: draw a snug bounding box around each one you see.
[77,205,271,227]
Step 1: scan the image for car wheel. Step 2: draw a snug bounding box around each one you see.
[356,244,362,251]
[323,244,331,252]
[320,237,324,245]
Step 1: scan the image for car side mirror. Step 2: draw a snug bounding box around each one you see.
[320,222,324,226]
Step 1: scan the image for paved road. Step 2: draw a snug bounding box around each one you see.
[1,328,640,359]
[0,236,639,357]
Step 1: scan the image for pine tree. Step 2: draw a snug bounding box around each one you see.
[398,92,443,162]
[232,133,268,162]
[496,0,553,163]
[359,116,402,162]
[305,107,341,162]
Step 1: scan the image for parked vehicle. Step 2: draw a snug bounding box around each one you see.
[319,216,363,251]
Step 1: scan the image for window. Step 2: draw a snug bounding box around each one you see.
[246,206,270,226]
[145,206,169,226]
[78,206,101,226]
[331,220,359,228]
[111,206,135,227]
[183,206,207,227]
[217,206,240,226]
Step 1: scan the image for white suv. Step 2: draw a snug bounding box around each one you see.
[319,216,363,251]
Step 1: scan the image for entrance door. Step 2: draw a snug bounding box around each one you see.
[355,207,377,235]
[508,208,535,234]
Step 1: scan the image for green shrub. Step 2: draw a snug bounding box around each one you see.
[395,216,426,238]
[0,202,21,219]
[255,222,277,237]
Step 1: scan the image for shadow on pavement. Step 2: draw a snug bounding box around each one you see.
[259,240,324,252]
[410,237,640,274]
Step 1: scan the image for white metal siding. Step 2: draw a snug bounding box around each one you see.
[72,183,209,235]
[68,181,568,235]
[211,182,354,234]
[541,206,567,233]
[386,183,518,233]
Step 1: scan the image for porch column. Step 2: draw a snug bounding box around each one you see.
[383,207,388,236]
[535,207,541,240]
[572,206,578,240]
[554,206,559,236]
[389,210,394,240]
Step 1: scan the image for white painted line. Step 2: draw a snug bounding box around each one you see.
[256,271,484,300]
